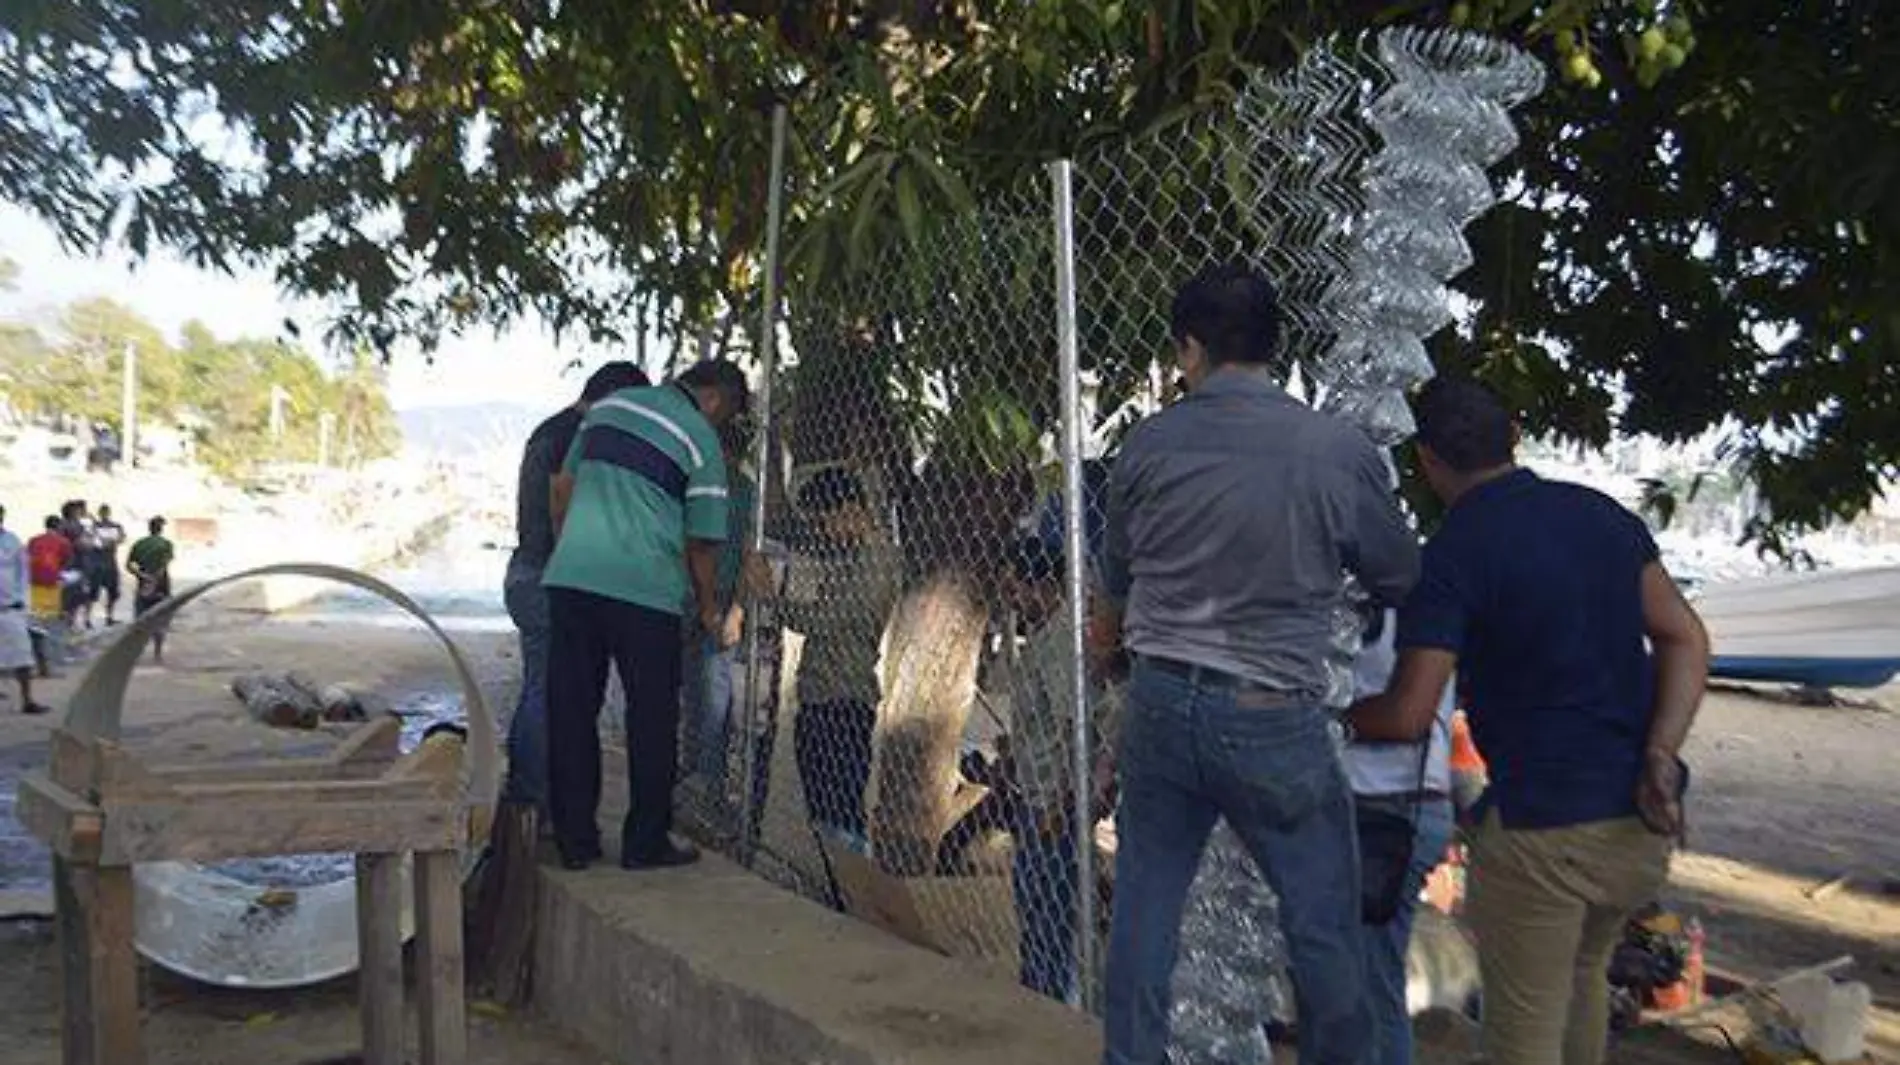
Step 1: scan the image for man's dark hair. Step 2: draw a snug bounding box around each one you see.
[44,516,61,531]
[149,517,166,535]
[719,419,751,458]
[1010,536,1063,587]
[677,359,750,417]
[1169,263,1283,367]
[1413,376,1517,473]
[798,467,865,514]
[579,360,649,403]
[98,504,112,518]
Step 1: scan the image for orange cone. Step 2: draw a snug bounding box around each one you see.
[1450,710,1486,775]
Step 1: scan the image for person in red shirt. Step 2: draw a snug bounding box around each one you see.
[26,516,72,620]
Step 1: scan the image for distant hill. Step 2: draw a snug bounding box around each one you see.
[399,401,545,455]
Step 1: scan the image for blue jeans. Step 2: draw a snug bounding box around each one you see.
[1359,795,1457,1065]
[1012,804,1080,1004]
[502,571,551,809]
[1103,660,1369,1065]
[683,632,737,783]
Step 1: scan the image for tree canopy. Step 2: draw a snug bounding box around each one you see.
[0,280,400,476]
[0,0,1894,541]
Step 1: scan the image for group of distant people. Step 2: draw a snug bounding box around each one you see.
[0,500,176,714]
[496,263,1712,1065]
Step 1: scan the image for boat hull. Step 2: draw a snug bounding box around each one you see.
[1692,566,1900,688]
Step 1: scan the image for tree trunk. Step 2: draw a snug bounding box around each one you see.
[869,572,989,876]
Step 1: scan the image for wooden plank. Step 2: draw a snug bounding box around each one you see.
[823,839,939,952]
[100,800,460,864]
[356,852,406,1065]
[88,741,171,802]
[49,730,98,794]
[145,755,391,785]
[415,849,467,1065]
[88,866,141,1065]
[387,730,467,798]
[165,776,440,806]
[17,775,103,861]
[143,715,405,785]
[331,714,403,767]
[54,859,142,1065]
[54,858,92,1065]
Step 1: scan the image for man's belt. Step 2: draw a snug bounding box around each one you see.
[1139,655,1307,708]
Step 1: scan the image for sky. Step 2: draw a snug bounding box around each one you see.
[0,203,641,413]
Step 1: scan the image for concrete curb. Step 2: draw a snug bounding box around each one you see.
[533,853,1100,1065]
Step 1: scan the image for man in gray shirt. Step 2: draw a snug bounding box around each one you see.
[1093,263,1419,1065]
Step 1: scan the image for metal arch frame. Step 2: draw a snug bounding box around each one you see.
[63,561,498,812]
[57,562,498,992]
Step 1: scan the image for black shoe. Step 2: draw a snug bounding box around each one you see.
[621,841,700,871]
[557,839,603,870]
[21,703,51,716]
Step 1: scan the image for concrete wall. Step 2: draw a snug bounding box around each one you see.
[533,853,1101,1065]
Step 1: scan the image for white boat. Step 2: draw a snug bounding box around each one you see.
[1692,566,1900,688]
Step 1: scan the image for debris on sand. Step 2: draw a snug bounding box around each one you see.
[231,672,381,729]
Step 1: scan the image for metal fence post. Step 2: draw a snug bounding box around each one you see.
[1049,158,1096,1010]
[737,102,789,866]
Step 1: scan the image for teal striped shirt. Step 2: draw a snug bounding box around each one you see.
[543,383,729,615]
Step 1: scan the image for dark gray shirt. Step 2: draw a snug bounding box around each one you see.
[1101,371,1420,697]
[507,406,583,585]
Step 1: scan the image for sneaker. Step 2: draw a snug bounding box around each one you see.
[22,703,52,716]
[621,841,700,871]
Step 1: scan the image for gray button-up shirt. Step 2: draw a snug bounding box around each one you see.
[1101,370,1420,697]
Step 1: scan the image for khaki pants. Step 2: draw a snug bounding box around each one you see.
[1468,812,1671,1065]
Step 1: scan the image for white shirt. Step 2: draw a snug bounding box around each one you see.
[0,529,26,608]
[1345,609,1455,797]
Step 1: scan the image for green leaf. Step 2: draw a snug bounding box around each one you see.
[906,148,972,210]
[846,171,890,267]
[894,166,924,246]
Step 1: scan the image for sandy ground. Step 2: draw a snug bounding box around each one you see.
[1,605,1897,1063]
[0,920,613,1065]
[1662,684,1900,1061]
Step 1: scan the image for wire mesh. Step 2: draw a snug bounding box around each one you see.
[732,162,1086,992]
[657,26,1545,1038]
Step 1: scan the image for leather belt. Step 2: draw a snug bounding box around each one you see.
[1141,655,1305,709]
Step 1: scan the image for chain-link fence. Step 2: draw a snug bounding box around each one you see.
[660,118,1174,1009]
[657,27,1542,1033]
[751,164,1087,993]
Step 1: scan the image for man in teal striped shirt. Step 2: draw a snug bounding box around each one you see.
[545,359,750,870]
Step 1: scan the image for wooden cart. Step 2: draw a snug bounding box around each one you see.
[17,564,498,1065]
